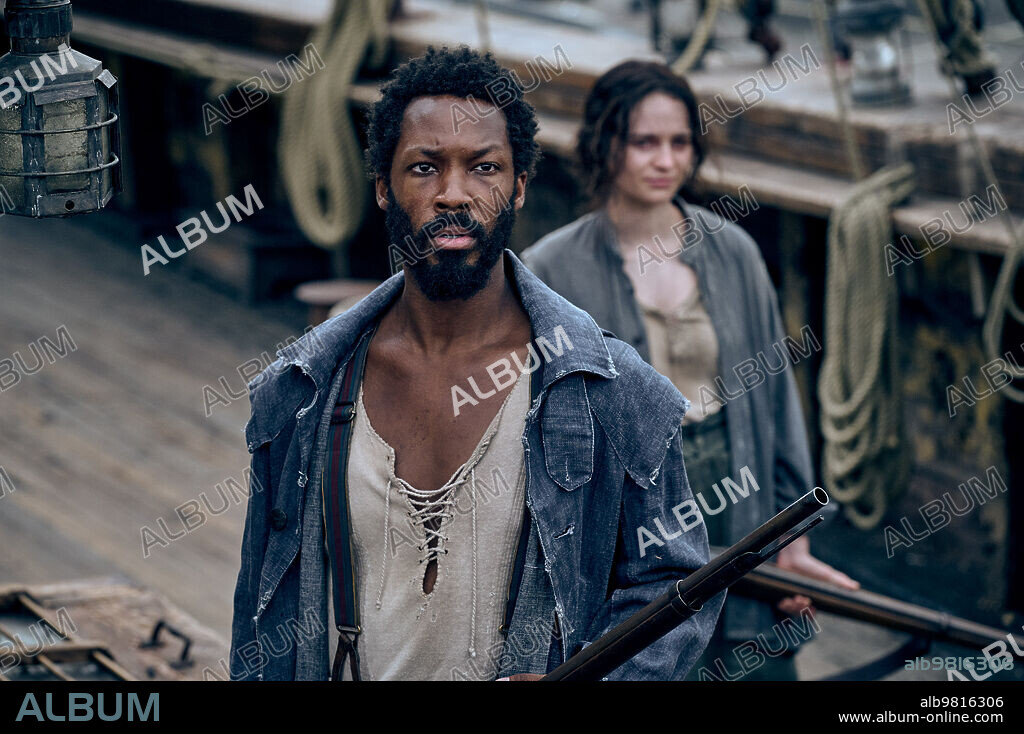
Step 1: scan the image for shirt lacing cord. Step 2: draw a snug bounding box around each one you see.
[370,372,522,663]
[375,444,491,659]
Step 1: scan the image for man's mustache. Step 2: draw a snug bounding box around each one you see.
[417,211,487,241]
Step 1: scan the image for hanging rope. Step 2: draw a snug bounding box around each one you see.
[912,0,1024,402]
[474,0,492,54]
[811,0,912,529]
[818,164,916,529]
[918,0,998,79]
[278,0,394,249]
[811,0,865,181]
[671,0,723,75]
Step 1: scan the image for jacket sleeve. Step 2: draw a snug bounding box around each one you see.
[580,430,725,680]
[229,443,272,680]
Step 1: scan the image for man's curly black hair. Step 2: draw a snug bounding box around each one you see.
[365,45,541,186]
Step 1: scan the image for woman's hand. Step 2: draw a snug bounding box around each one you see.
[773,536,860,617]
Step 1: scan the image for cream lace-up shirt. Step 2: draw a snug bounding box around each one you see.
[332,368,529,680]
[640,286,721,424]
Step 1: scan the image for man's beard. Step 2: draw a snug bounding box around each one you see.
[385,186,516,301]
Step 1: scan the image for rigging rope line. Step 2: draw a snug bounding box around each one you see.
[671,0,723,75]
[911,0,1024,403]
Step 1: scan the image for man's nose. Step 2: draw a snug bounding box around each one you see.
[434,171,474,212]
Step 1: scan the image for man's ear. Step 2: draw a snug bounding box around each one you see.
[375,177,389,210]
[513,171,527,211]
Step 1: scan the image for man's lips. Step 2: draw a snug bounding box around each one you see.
[431,226,478,250]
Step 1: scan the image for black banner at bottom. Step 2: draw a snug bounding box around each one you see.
[0,681,1019,729]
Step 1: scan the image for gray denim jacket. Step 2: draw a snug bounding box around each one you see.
[522,199,827,640]
[229,250,723,680]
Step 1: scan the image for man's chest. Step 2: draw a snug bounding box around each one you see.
[332,366,531,679]
[360,349,531,490]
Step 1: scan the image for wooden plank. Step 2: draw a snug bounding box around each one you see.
[69,0,1024,225]
[71,0,321,57]
[72,12,301,83]
[7,580,229,681]
[175,0,329,24]
[0,214,307,636]
[697,152,1023,255]
[355,89,1023,256]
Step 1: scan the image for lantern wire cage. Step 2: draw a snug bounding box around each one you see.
[0,0,121,217]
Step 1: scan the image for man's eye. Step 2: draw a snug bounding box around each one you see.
[411,163,436,174]
[474,162,499,172]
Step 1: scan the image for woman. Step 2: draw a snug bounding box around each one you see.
[521,60,858,680]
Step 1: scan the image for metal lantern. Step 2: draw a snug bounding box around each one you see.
[837,0,912,106]
[0,0,120,217]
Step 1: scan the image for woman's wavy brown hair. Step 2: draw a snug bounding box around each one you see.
[575,60,705,209]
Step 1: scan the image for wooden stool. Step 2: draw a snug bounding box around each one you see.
[294,279,381,326]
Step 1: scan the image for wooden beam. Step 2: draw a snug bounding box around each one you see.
[73,12,293,82]
[70,4,1023,257]
[350,83,1024,256]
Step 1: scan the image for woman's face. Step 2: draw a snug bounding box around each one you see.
[610,91,694,207]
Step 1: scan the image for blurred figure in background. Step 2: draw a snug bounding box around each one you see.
[644,0,784,63]
[734,0,781,61]
[521,59,860,680]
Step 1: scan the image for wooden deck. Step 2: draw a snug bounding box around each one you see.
[1,0,1020,680]
[0,214,307,640]
[3,212,1021,681]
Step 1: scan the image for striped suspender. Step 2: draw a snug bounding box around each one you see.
[499,366,541,634]
[321,326,538,679]
[322,327,375,681]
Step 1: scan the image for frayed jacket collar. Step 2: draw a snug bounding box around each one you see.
[245,249,617,452]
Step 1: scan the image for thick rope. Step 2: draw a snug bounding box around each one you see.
[811,0,865,181]
[278,0,393,249]
[811,0,1023,531]
[818,165,916,530]
[912,0,1024,402]
[670,0,723,75]
[919,0,998,78]
[812,0,912,529]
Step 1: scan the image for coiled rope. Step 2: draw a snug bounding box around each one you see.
[812,0,912,529]
[818,163,915,529]
[278,0,394,249]
[812,0,1024,530]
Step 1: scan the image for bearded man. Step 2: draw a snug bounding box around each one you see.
[229,46,723,681]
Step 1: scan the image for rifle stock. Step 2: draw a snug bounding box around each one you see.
[724,558,1024,654]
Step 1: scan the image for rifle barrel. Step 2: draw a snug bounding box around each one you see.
[542,488,829,681]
